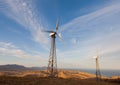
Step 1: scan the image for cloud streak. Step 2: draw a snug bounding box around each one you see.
[58,1,120,69]
[1,42,34,58]
[0,42,47,61]
[0,0,49,45]
[0,0,120,69]
[60,1,120,55]
[61,2,120,32]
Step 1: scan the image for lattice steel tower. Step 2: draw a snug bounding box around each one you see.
[47,32,57,77]
[42,19,62,77]
[95,55,101,82]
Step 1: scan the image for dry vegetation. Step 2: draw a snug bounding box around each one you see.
[0,70,119,85]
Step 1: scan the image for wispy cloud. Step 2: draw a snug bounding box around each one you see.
[71,38,77,44]
[0,42,47,61]
[0,0,49,45]
[58,1,120,69]
[61,2,120,32]
[0,0,120,69]
[61,1,120,54]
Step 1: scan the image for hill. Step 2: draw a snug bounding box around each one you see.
[0,64,46,71]
[0,64,27,70]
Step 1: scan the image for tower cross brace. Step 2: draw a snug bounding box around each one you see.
[47,34,58,77]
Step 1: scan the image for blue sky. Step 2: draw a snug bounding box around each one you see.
[0,0,120,70]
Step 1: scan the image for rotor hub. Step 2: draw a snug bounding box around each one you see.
[50,32,56,38]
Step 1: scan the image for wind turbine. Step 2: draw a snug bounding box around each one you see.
[93,52,101,82]
[42,19,62,78]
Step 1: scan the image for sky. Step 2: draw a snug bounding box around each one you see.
[0,0,120,70]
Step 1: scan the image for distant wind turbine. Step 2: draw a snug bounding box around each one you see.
[93,52,101,82]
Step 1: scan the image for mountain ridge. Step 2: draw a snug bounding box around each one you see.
[0,64,46,71]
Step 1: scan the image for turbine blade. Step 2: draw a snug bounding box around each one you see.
[42,30,55,33]
[56,18,59,32]
[56,33,64,42]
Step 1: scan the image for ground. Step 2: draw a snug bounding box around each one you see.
[0,70,119,85]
